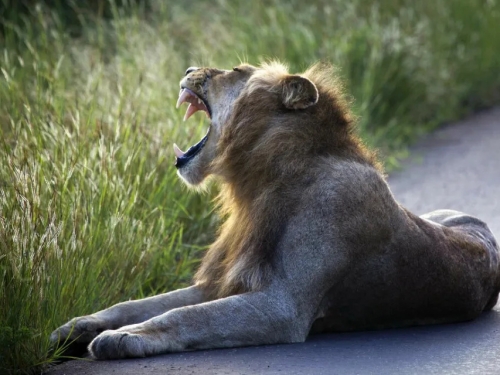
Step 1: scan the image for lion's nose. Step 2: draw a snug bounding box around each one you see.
[185,67,199,76]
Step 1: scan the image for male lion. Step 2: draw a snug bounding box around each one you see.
[51,62,500,360]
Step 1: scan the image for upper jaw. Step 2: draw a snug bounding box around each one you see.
[176,87,212,121]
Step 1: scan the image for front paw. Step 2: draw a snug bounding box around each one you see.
[50,315,109,356]
[89,330,147,359]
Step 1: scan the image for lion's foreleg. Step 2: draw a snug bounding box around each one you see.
[50,285,205,350]
[89,288,311,359]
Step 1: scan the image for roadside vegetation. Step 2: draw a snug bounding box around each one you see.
[1,0,499,373]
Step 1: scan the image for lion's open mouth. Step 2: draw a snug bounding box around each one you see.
[174,88,212,169]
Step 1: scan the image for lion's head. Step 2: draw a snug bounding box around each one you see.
[174,62,371,187]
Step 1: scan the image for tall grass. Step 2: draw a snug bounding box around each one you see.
[1,1,499,373]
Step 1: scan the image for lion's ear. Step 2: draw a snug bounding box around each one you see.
[281,75,319,110]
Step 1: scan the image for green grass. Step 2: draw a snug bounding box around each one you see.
[1,0,499,373]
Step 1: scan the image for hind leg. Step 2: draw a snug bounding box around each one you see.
[422,210,500,312]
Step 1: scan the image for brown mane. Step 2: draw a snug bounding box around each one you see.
[194,62,381,299]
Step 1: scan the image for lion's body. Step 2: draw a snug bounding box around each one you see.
[51,62,500,359]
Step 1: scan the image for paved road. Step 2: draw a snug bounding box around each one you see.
[47,109,500,375]
[389,108,500,236]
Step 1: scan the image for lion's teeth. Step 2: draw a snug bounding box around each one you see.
[177,88,209,119]
[183,103,198,121]
[176,89,190,109]
[173,143,185,158]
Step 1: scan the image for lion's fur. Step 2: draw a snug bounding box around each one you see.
[194,62,381,299]
[51,61,500,360]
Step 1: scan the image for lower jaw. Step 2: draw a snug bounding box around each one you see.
[177,161,208,186]
[175,130,210,169]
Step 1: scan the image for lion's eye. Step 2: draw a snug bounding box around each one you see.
[233,67,242,72]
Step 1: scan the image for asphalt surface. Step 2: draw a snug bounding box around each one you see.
[46,108,500,375]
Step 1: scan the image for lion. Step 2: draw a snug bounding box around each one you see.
[50,62,500,360]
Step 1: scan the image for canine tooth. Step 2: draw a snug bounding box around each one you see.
[173,143,185,158]
[176,89,190,109]
[184,103,199,121]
